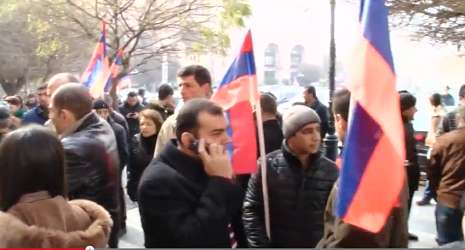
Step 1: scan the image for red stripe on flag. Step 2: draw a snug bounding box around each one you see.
[240,31,253,53]
[228,101,257,174]
[344,134,404,232]
[211,75,258,110]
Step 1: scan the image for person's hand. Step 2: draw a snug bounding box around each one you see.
[198,138,233,179]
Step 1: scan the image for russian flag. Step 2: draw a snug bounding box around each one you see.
[211,30,259,174]
[81,21,110,98]
[335,0,406,233]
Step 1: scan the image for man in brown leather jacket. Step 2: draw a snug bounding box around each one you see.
[317,88,408,248]
[428,105,465,246]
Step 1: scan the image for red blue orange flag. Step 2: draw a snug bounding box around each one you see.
[103,49,124,93]
[211,30,259,174]
[81,21,110,97]
[336,0,406,233]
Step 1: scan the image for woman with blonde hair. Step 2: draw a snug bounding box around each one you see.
[127,109,164,201]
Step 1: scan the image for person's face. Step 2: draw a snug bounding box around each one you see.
[37,89,49,108]
[195,111,230,147]
[49,102,74,135]
[287,123,321,155]
[179,75,210,102]
[140,116,157,137]
[127,96,139,106]
[7,103,19,114]
[334,114,348,143]
[303,90,314,104]
[95,108,110,120]
[402,106,417,121]
[164,95,176,108]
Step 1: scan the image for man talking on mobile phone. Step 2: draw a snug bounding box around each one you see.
[138,98,243,247]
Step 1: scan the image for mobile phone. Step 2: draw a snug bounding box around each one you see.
[188,140,209,154]
[188,140,200,153]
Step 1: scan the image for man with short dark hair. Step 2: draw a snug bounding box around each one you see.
[102,94,129,133]
[442,85,455,106]
[119,91,144,138]
[304,85,330,139]
[50,83,121,247]
[22,85,49,125]
[428,105,465,245]
[138,99,243,247]
[153,65,212,157]
[399,91,420,241]
[442,84,465,133]
[258,93,283,155]
[147,84,175,120]
[138,88,147,105]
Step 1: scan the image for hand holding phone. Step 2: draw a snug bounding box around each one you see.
[197,138,233,179]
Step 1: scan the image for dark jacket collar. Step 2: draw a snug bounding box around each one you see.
[159,139,207,183]
[281,141,321,172]
[75,112,101,133]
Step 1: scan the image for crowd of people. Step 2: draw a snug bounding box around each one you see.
[0,64,464,248]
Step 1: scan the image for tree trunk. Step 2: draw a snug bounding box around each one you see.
[0,76,27,96]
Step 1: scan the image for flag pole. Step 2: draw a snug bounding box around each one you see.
[255,95,271,239]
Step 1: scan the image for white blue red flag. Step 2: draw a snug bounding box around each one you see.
[336,0,406,232]
[211,31,259,174]
[81,21,110,98]
[103,49,124,93]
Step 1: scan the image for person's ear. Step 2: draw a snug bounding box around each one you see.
[201,84,212,96]
[61,109,76,122]
[180,132,196,147]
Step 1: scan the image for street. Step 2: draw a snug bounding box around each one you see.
[119,184,439,248]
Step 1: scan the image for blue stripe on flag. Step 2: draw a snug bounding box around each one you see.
[83,59,104,88]
[219,51,256,88]
[360,0,394,73]
[336,103,383,217]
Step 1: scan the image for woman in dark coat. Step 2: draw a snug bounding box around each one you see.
[127,109,164,201]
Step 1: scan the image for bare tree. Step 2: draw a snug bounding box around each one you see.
[0,0,249,95]
[387,0,465,46]
[39,0,250,74]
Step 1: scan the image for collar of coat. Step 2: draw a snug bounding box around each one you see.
[60,112,96,139]
[158,139,207,183]
[0,199,112,248]
[281,142,321,171]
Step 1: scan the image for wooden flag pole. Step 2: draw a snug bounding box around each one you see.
[255,96,271,239]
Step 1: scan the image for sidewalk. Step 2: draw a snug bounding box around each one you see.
[119,186,439,248]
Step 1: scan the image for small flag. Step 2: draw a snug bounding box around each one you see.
[211,30,259,174]
[335,0,406,233]
[81,21,110,98]
[103,49,124,93]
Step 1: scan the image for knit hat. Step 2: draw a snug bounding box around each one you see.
[282,105,321,139]
[93,99,109,110]
[399,92,416,111]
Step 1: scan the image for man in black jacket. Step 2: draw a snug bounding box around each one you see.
[119,91,144,138]
[304,85,330,139]
[50,84,121,247]
[243,105,338,247]
[399,91,420,241]
[138,99,243,247]
[93,99,129,235]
